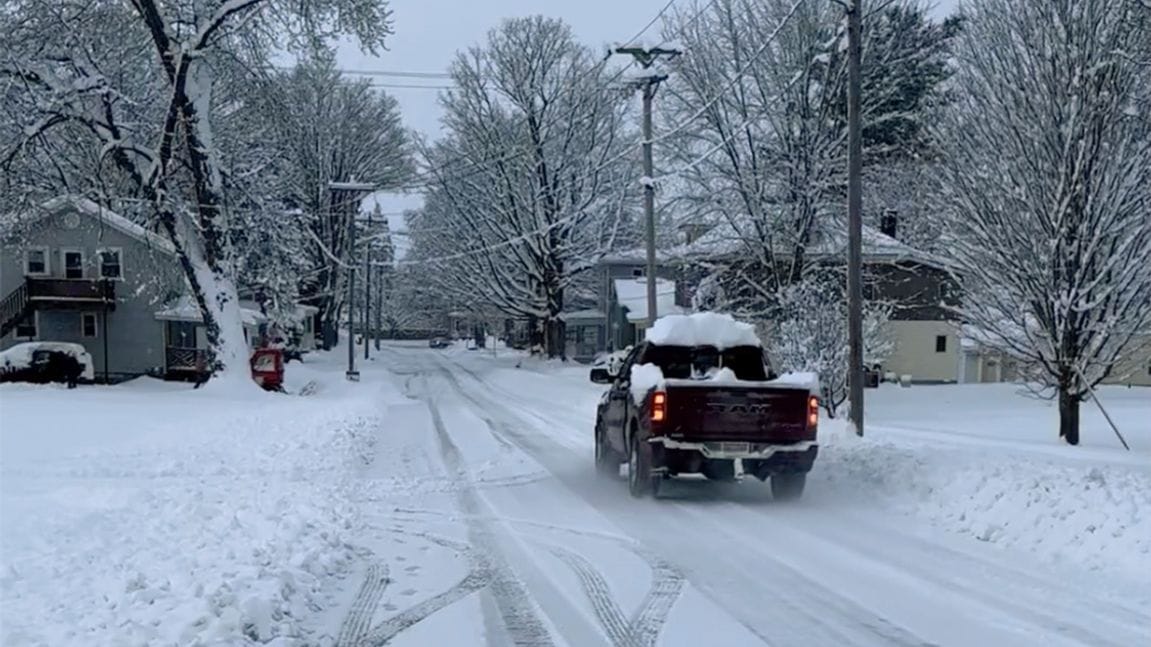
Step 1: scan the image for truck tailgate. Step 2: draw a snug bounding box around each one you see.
[661,384,812,443]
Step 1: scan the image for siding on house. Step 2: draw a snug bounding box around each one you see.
[883,320,961,383]
[1,202,184,378]
[1103,335,1151,387]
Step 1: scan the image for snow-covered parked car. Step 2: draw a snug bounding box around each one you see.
[0,342,95,387]
[592,346,632,376]
[590,313,820,500]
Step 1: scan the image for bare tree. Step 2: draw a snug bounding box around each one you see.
[663,0,956,293]
[259,56,412,348]
[409,16,634,358]
[938,0,1151,445]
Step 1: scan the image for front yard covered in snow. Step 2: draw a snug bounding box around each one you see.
[0,353,398,645]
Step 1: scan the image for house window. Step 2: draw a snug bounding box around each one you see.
[15,313,37,339]
[97,248,122,279]
[632,268,644,278]
[63,249,85,279]
[81,312,98,338]
[25,247,49,276]
[935,335,948,353]
[167,321,197,348]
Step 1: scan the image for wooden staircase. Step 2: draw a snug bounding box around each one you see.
[0,282,30,338]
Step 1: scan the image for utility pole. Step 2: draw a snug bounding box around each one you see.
[846,0,865,436]
[328,180,375,382]
[364,229,372,361]
[615,44,680,331]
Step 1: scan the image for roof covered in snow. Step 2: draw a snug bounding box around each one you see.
[600,218,946,269]
[613,278,686,323]
[670,217,942,266]
[29,196,178,255]
[645,312,762,349]
[560,309,606,321]
[154,295,266,326]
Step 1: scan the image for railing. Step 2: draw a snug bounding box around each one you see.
[165,346,209,372]
[26,278,115,304]
[0,283,30,337]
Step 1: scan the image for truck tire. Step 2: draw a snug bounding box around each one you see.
[771,473,806,501]
[595,421,621,478]
[628,433,652,498]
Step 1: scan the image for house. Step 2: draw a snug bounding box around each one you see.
[568,217,965,382]
[959,327,1151,387]
[0,197,265,382]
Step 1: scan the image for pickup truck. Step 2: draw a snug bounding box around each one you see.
[590,333,819,500]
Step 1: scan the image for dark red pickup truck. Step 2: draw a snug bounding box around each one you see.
[591,340,819,500]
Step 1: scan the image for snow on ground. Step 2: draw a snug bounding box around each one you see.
[0,352,396,646]
[3,339,1148,646]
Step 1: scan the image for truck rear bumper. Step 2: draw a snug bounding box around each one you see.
[650,439,818,478]
[651,438,816,460]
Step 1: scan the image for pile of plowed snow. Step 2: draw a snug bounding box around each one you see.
[814,418,1151,575]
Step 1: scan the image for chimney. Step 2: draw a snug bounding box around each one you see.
[880,209,898,239]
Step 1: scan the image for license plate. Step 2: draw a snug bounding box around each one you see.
[719,442,750,454]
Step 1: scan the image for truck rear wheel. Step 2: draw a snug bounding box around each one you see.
[771,473,806,501]
[628,433,652,498]
[595,421,621,478]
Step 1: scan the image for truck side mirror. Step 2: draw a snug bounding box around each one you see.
[589,367,613,384]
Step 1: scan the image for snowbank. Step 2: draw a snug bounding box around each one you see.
[815,423,1151,576]
[0,342,95,381]
[646,312,761,349]
[0,356,396,646]
[629,362,665,404]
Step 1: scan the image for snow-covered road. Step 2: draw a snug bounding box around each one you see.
[2,344,1147,646]
[336,345,1150,647]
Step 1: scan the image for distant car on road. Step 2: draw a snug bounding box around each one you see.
[428,336,452,349]
[590,313,819,500]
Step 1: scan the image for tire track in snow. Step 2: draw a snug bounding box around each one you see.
[629,552,685,647]
[361,569,490,646]
[424,397,556,646]
[547,543,686,647]
[430,358,689,647]
[547,546,639,647]
[335,563,391,647]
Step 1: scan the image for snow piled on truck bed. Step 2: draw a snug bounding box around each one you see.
[646,312,761,348]
[629,362,665,404]
[0,355,395,646]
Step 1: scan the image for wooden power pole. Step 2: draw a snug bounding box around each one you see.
[328,180,375,381]
[615,45,680,329]
[846,0,865,436]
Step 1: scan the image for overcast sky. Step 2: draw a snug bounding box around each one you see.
[340,0,962,244]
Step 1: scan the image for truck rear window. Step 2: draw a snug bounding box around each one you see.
[641,345,768,381]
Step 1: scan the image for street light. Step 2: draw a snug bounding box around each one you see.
[329,180,376,381]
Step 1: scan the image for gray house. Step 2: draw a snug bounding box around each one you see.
[0,197,262,381]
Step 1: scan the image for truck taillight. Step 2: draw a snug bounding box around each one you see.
[651,390,668,423]
[807,395,819,428]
